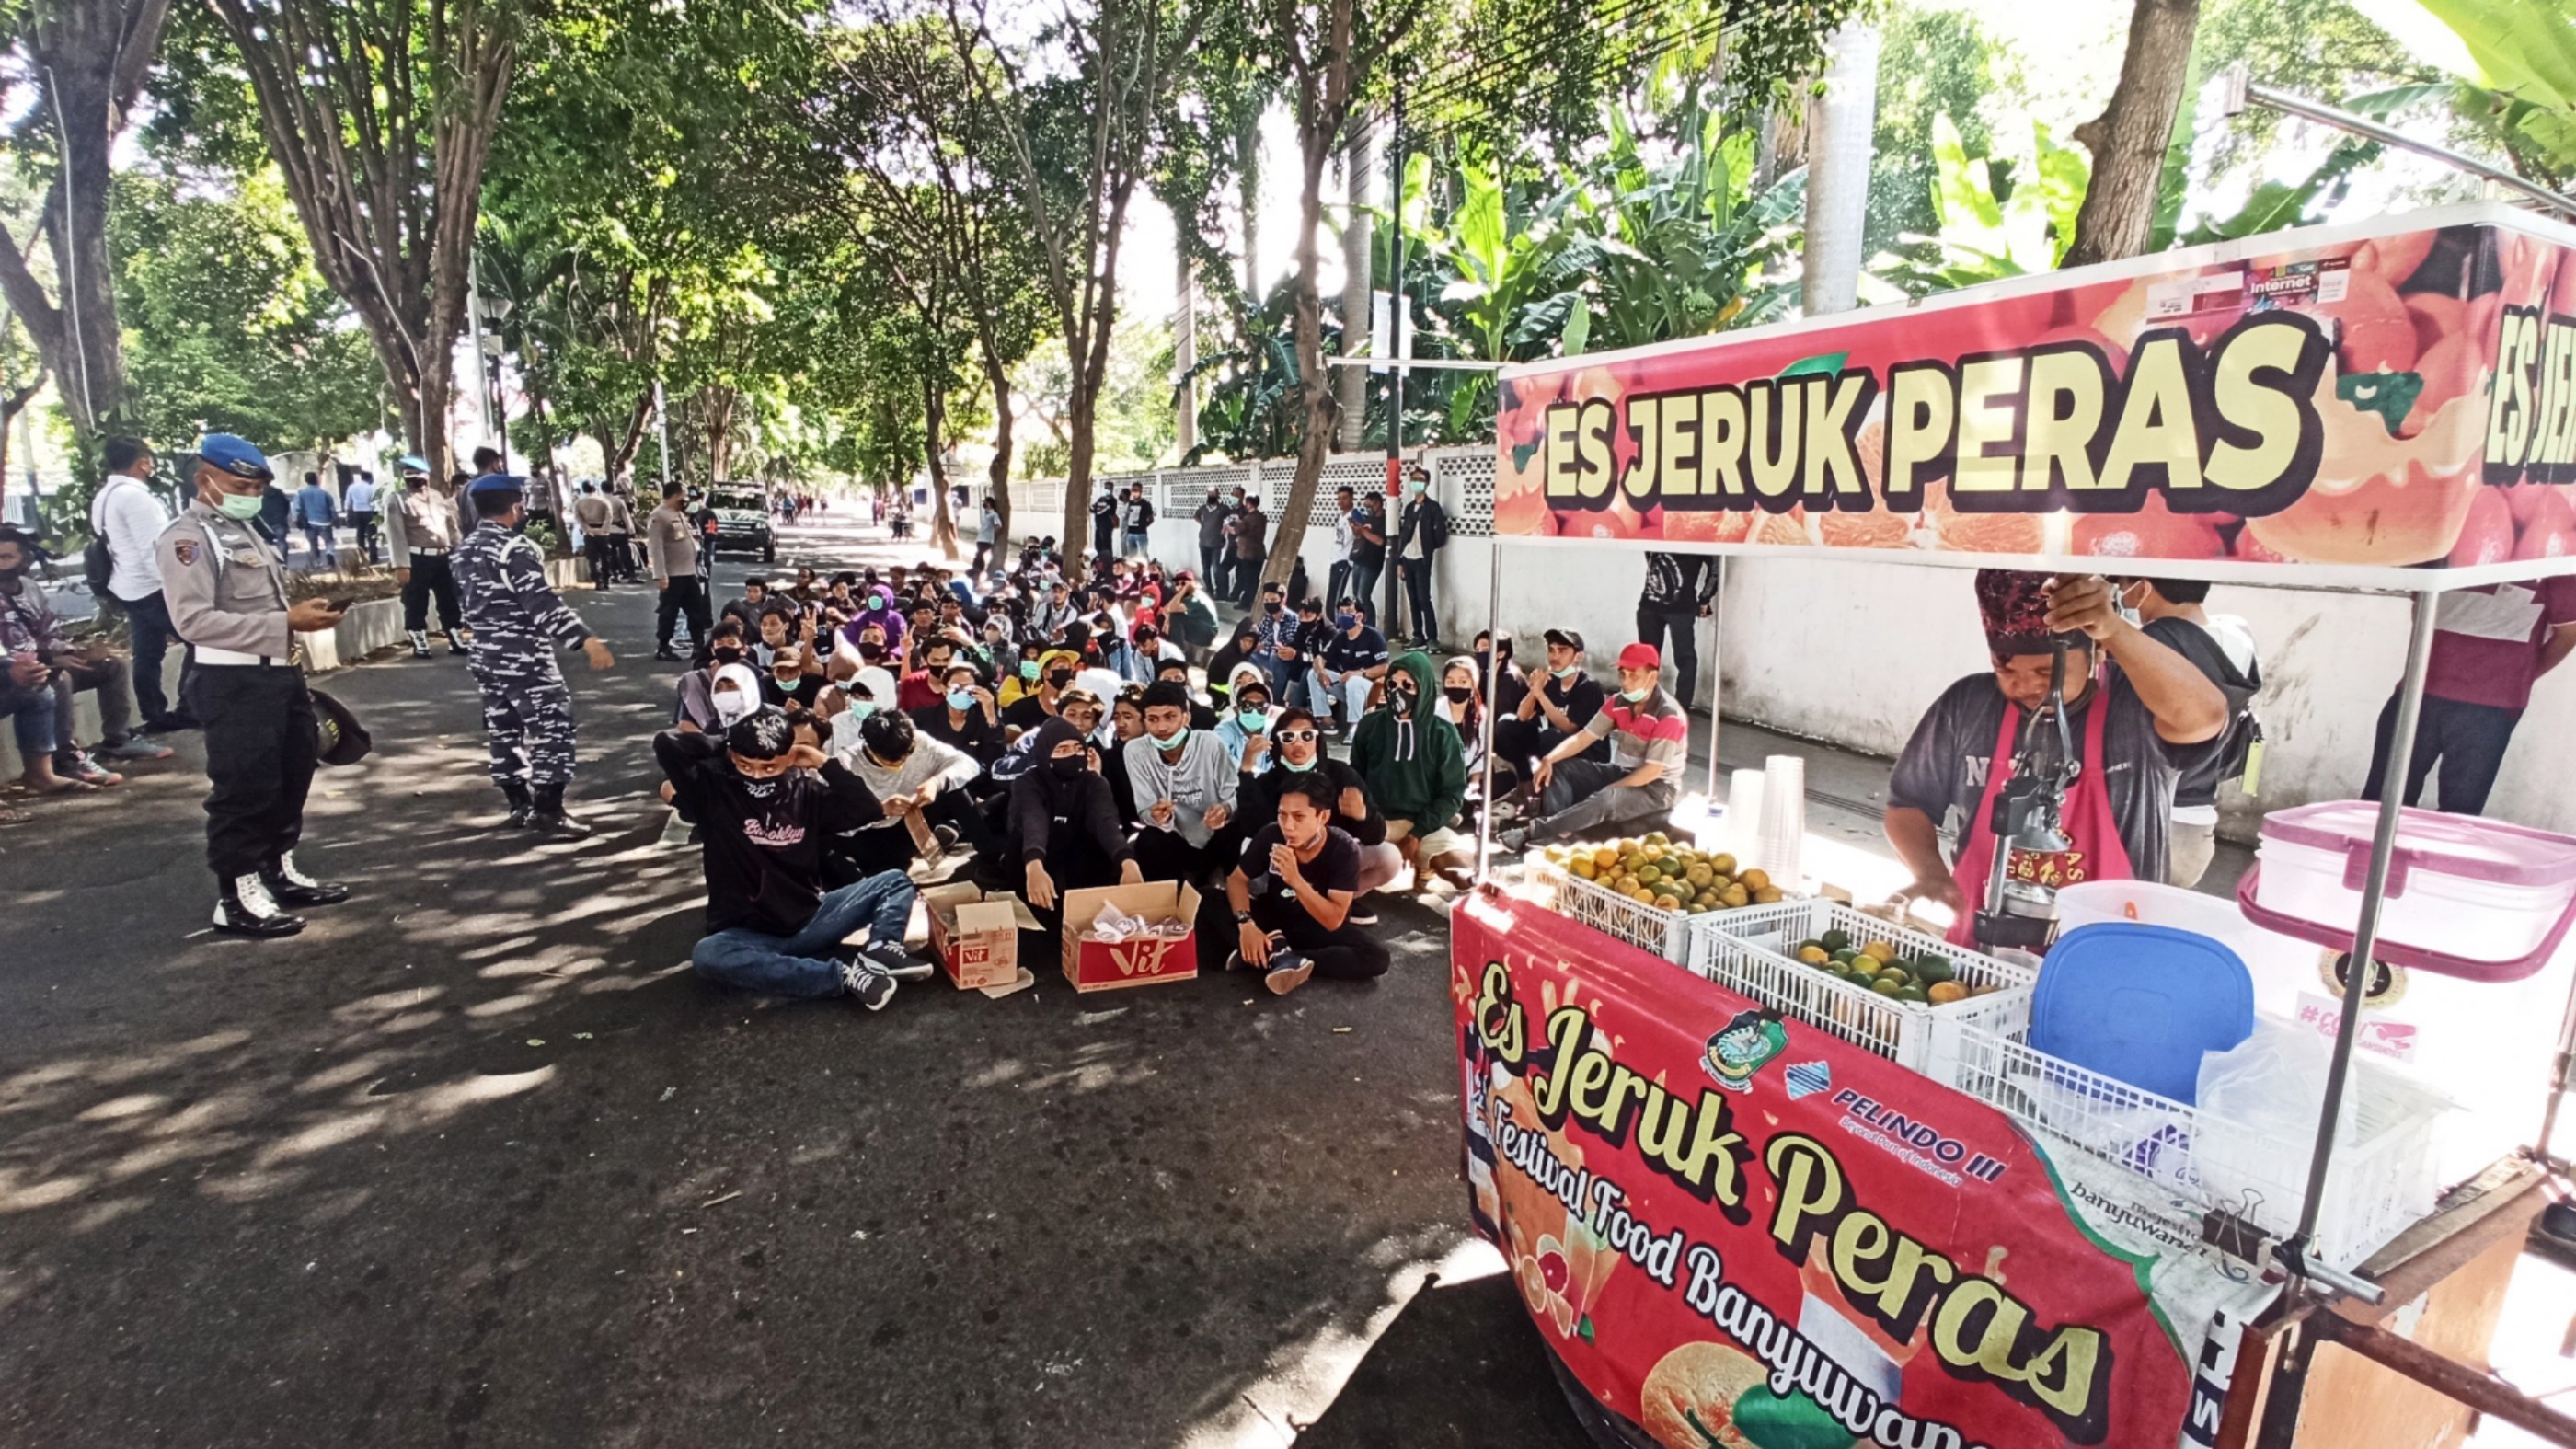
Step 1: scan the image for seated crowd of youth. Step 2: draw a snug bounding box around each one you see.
[651,545,1691,1008]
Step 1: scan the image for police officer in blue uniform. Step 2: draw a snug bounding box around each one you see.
[155,434,351,937]
[453,474,615,835]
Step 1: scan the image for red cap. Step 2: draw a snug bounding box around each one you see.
[1617,642,1662,671]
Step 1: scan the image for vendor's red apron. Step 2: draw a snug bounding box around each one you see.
[1945,690,2135,948]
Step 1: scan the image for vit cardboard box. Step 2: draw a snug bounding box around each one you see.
[923,881,1041,991]
[1060,880,1202,994]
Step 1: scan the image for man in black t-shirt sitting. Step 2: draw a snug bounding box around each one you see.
[657,707,930,1007]
[1201,774,1391,996]
[1491,627,1610,787]
[1233,707,1401,922]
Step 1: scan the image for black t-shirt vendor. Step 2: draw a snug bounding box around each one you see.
[1884,569,2226,946]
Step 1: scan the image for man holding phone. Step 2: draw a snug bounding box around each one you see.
[156,434,351,937]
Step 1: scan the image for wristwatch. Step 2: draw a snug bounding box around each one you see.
[1234,910,1254,924]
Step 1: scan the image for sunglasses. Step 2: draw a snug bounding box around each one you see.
[1274,728,1318,743]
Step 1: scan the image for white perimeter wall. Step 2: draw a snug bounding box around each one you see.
[1080,461,2576,844]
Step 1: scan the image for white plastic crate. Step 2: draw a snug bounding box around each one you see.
[1522,855,1696,963]
[1943,1024,2449,1270]
[1685,901,2038,1074]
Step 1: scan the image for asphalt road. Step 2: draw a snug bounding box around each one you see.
[0,514,1591,1449]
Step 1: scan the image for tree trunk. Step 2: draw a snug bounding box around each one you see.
[1,0,172,438]
[1266,124,1340,589]
[1236,112,1261,307]
[1060,372,1099,578]
[983,354,1015,543]
[925,369,960,560]
[1174,250,1197,460]
[2065,0,2203,268]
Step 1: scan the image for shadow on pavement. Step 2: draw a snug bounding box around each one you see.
[1297,1271,1593,1448]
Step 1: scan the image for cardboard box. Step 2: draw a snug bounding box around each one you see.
[1060,880,1202,994]
[923,882,1041,991]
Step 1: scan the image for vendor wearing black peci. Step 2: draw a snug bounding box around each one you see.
[1202,773,1390,996]
[1885,569,2226,946]
[1011,718,1144,930]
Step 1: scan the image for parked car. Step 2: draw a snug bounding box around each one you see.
[706,485,775,562]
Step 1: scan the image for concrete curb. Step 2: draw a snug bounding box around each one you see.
[1,558,590,780]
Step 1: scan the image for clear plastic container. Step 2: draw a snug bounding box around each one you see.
[2246,802,2576,981]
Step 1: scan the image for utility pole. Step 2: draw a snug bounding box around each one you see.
[1175,249,1197,459]
[654,380,672,489]
[467,248,498,465]
[1379,83,1408,638]
[1335,117,1374,452]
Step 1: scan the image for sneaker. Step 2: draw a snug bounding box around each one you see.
[1263,956,1315,996]
[1497,827,1530,854]
[860,940,934,982]
[97,737,174,763]
[58,752,122,788]
[653,647,681,661]
[839,957,897,1010]
[142,713,201,734]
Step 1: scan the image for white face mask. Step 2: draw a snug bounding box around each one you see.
[713,688,753,727]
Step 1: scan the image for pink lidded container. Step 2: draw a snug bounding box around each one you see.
[2237,802,2576,983]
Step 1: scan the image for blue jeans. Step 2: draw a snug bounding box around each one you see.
[1348,558,1382,624]
[691,875,917,998]
[1124,529,1150,558]
[1,678,58,761]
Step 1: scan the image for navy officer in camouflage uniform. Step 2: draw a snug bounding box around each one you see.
[156,433,351,937]
[454,474,615,835]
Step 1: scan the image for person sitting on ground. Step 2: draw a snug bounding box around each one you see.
[724,576,772,634]
[673,621,754,731]
[1201,773,1391,996]
[763,644,828,712]
[1123,679,1237,883]
[752,602,804,669]
[1251,581,1300,692]
[1233,706,1399,922]
[1283,597,1333,714]
[1205,619,1261,711]
[1316,600,1391,735]
[1351,650,1472,891]
[1505,642,1689,849]
[1491,627,1608,789]
[1111,619,1183,685]
[1030,577,1077,641]
[1012,717,1144,934]
[1151,657,1222,731]
[1100,685,1148,822]
[899,633,963,713]
[0,526,169,788]
[822,707,985,876]
[1001,649,1080,732]
[656,707,925,1008]
[846,584,908,661]
[1437,655,1487,774]
[787,567,822,605]
[1158,569,1218,654]
[913,661,1005,773]
[1213,664,1277,772]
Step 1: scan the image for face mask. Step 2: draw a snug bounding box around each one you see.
[1390,689,1415,714]
[1551,664,1578,680]
[1020,661,1041,681]
[1334,614,1356,631]
[946,688,977,712]
[216,492,265,521]
[775,675,804,694]
[1280,753,1316,773]
[1621,686,1651,703]
[714,691,753,727]
[1047,670,1075,689]
[1149,724,1188,747]
[1263,601,1281,614]
[846,701,879,724]
[1050,753,1087,777]
[712,645,743,663]
[1237,708,1267,730]
[1443,684,1473,705]
[740,776,779,799]
[1406,480,1425,497]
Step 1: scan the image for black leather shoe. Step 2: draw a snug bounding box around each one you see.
[261,853,350,906]
[530,783,593,838]
[500,780,533,829]
[215,876,306,937]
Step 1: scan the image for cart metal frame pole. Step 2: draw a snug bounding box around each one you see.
[1476,537,1503,881]
[2284,589,2440,1288]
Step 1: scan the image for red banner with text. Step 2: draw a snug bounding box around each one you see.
[1452,894,2230,1449]
[1492,209,2576,574]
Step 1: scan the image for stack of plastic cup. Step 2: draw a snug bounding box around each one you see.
[1726,768,1766,868]
[1759,753,1807,888]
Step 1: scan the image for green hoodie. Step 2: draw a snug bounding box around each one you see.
[1351,651,1467,830]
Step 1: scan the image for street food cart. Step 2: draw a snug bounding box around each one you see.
[1453,201,2576,1448]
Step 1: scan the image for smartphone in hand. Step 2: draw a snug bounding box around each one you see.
[327,597,356,612]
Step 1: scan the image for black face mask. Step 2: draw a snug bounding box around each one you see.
[1047,670,1075,689]
[1263,601,1281,614]
[1050,753,1087,777]
[1443,684,1473,705]
[1391,687,1417,714]
[711,645,744,663]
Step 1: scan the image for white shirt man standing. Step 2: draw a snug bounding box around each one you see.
[89,436,193,731]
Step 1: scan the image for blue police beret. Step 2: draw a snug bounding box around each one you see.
[397,454,430,473]
[467,473,528,499]
[197,433,274,481]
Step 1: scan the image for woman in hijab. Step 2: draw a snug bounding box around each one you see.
[1205,619,1261,709]
[1010,717,1142,934]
